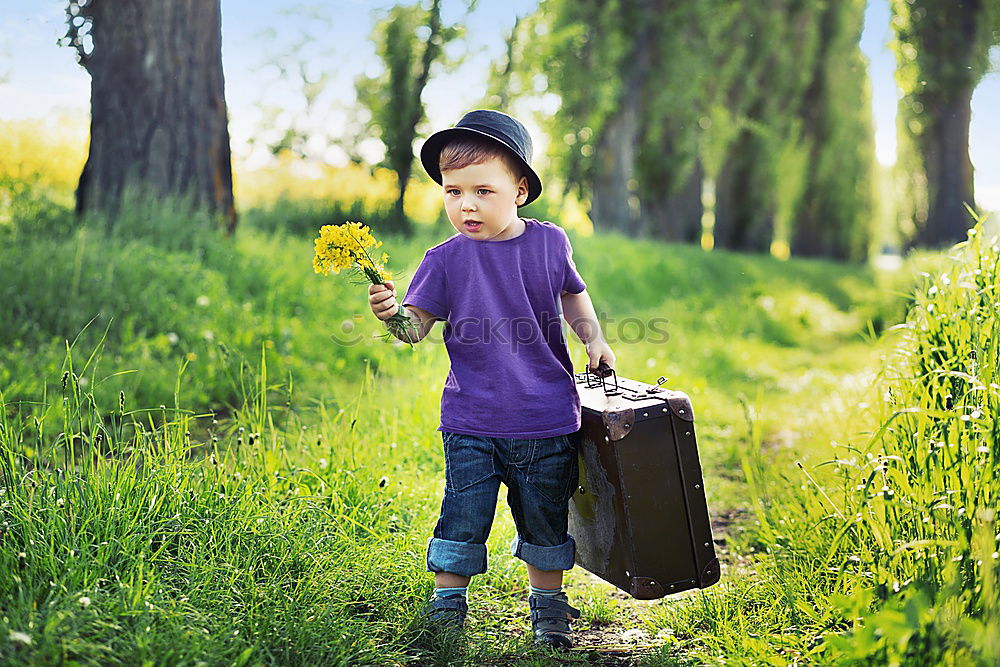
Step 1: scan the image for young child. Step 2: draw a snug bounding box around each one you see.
[368,109,615,649]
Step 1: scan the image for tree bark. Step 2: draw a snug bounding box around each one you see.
[713,128,774,253]
[587,0,649,235]
[589,103,641,234]
[916,83,977,249]
[645,158,704,244]
[73,0,236,232]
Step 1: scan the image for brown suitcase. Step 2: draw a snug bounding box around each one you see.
[569,366,720,599]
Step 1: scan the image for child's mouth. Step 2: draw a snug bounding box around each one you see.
[464,221,482,231]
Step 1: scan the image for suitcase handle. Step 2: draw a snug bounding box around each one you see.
[585,361,620,395]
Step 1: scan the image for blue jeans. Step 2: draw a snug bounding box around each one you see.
[427,430,579,577]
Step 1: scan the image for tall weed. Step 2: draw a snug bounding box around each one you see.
[815,212,1000,663]
[0,348,438,665]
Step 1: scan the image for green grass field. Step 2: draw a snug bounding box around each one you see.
[2,190,998,665]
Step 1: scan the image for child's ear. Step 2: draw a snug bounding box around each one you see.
[516,176,529,205]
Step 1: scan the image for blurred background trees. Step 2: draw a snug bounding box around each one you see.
[890,0,1000,249]
[500,0,876,261]
[355,0,475,235]
[52,0,1000,258]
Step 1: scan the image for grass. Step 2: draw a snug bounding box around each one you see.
[3,168,997,663]
[639,214,1000,665]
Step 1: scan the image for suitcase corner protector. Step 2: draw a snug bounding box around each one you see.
[667,394,695,422]
[700,558,721,587]
[628,576,665,600]
[601,408,635,441]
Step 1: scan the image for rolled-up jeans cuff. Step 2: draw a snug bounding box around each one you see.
[510,534,576,571]
[426,537,488,577]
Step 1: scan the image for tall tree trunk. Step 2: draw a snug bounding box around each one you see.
[645,158,704,244]
[916,84,977,248]
[587,0,649,235]
[589,103,641,234]
[73,0,236,233]
[713,129,774,253]
[790,0,873,262]
[395,162,411,234]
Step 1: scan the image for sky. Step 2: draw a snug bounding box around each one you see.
[2,0,998,210]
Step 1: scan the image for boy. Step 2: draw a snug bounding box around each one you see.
[368,109,615,649]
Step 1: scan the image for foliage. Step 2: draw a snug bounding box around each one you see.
[816,213,1000,662]
[653,212,1000,664]
[0,349,441,665]
[790,0,876,262]
[498,0,627,200]
[889,0,1000,246]
[502,0,874,259]
[0,197,430,417]
[355,0,471,233]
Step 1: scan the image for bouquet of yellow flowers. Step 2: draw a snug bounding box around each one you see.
[313,221,418,346]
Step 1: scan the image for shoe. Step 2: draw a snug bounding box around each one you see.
[424,594,468,632]
[529,592,580,649]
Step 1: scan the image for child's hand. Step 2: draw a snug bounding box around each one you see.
[586,338,616,376]
[369,280,400,321]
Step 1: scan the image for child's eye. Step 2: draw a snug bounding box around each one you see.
[477,188,491,196]
[447,189,460,196]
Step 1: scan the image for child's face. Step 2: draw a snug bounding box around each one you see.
[441,156,529,241]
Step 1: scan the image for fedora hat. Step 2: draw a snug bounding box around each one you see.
[419,109,543,207]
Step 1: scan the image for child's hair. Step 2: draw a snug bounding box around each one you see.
[439,136,525,184]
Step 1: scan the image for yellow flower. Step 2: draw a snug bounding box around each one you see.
[312,221,385,276]
[312,220,415,346]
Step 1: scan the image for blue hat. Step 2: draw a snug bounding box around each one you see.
[419,109,543,207]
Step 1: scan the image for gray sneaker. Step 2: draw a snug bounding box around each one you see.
[529,592,580,649]
[424,594,468,632]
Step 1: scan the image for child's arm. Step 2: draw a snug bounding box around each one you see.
[369,280,439,343]
[561,289,616,372]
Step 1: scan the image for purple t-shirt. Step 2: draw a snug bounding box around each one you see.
[402,218,587,438]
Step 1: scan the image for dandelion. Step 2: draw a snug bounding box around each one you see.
[312,220,419,346]
[79,596,91,607]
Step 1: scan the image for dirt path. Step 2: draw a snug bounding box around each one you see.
[541,506,752,665]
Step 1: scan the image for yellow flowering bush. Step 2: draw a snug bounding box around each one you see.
[313,220,417,346]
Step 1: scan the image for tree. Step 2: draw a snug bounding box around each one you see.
[712,0,830,255]
[890,0,1000,249]
[497,0,634,230]
[64,0,237,233]
[501,0,876,258]
[631,1,715,244]
[790,0,874,262]
[356,0,470,235]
